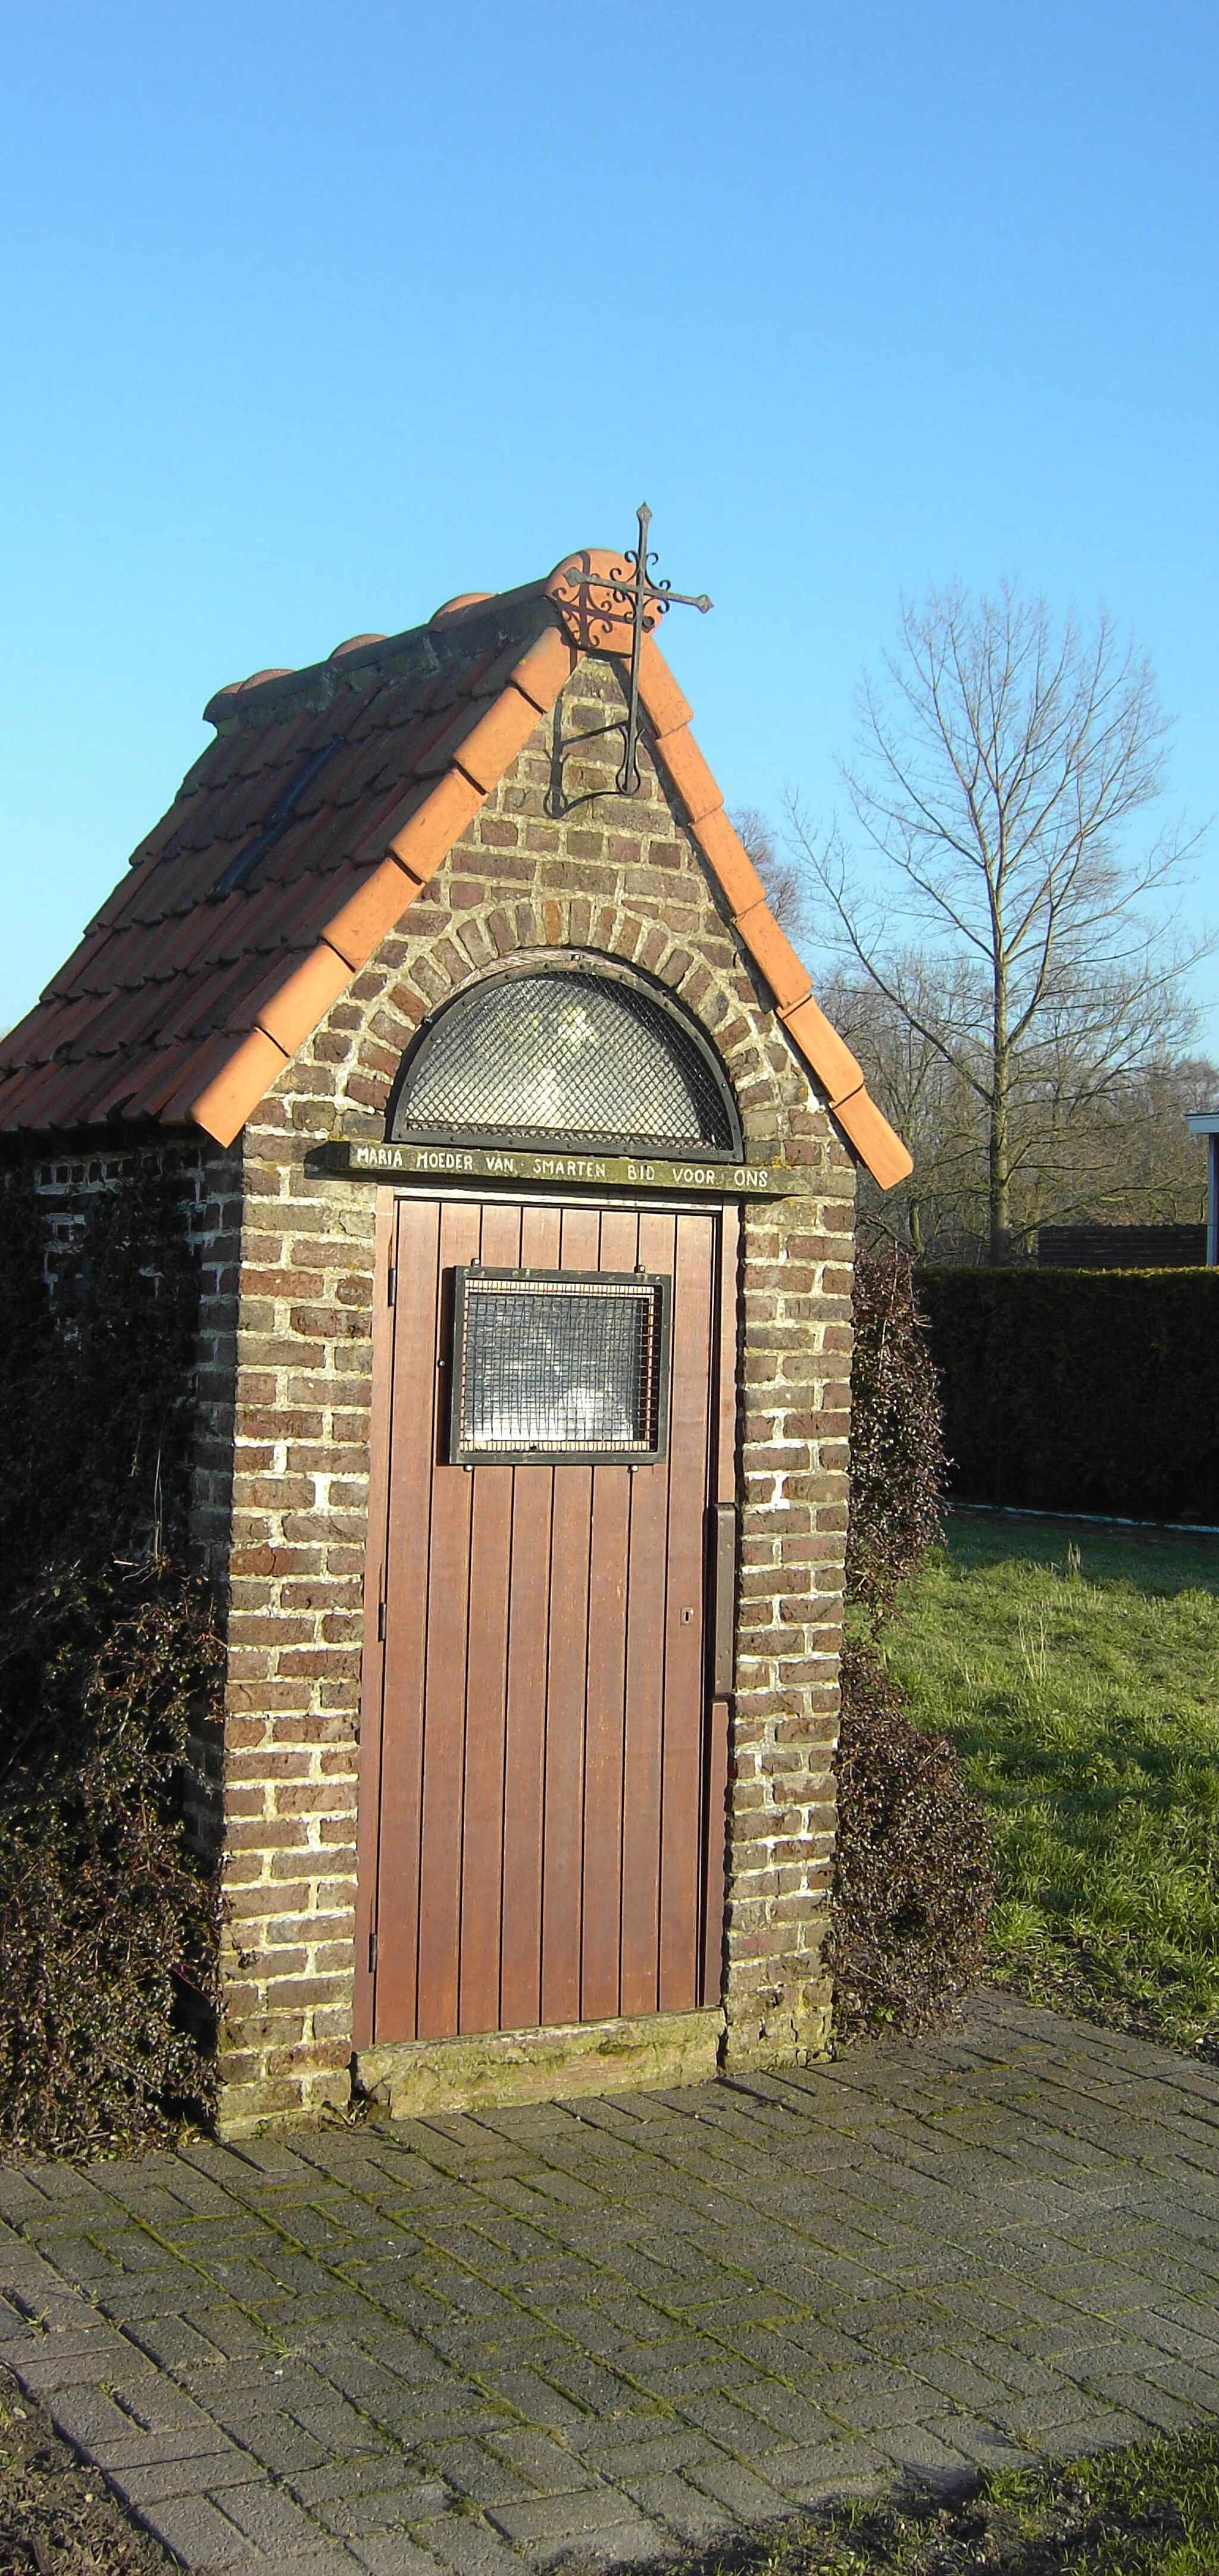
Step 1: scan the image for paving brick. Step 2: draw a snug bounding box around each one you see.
[908,2349,1022,2412]
[682,2453,792,2520]
[108,2374,219,2435]
[917,2412,1035,2471]
[671,2384,791,2449]
[10,2333,149,2393]
[130,2490,264,2569]
[487,2488,664,2546]
[39,2385,140,2453]
[423,2441,536,2506]
[292,2459,451,2518]
[736,2380,838,2445]
[759,2436,890,2505]
[568,2425,712,2479]
[349,2538,447,2576]
[870,2420,976,2478]
[125,2311,232,2371]
[212,2475,336,2553]
[476,2367,587,2427]
[523,2353,649,2416]
[483,2427,596,2492]
[107,2449,265,2506]
[8,1992,1219,2567]
[224,2412,333,2477]
[412,2514,530,2576]
[606,2470,730,2543]
[818,2370,944,2433]
[1086,2372,1209,2432]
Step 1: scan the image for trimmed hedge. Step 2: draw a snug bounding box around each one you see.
[845,1238,947,1626]
[920,1267,1219,1521]
[832,1244,994,2042]
[0,1562,223,2157]
[0,1160,201,1583]
[830,1641,995,2040]
[0,1160,221,2156]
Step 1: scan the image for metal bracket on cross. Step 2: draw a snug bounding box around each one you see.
[550,507,712,796]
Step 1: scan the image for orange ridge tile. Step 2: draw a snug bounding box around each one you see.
[254,942,352,1056]
[545,550,665,657]
[409,703,488,782]
[732,899,813,1015]
[451,684,545,794]
[324,857,420,972]
[652,724,723,828]
[779,994,865,1112]
[637,637,693,739]
[430,593,493,623]
[511,624,580,711]
[689,807,767,919]
[387,768,483,887]
[187,1029,292,1149]
[832,1084,914,1188]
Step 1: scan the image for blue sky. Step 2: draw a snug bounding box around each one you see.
[2,1,1215,1043]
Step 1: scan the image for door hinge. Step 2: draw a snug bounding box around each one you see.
[377,1598,386,1642]
[387,1264,396,1306]
[368,1929,379,1973]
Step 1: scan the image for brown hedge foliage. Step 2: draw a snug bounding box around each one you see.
[0,1160,201,1584]
[831,1641,996,2040]
[845,1238,947,1629]
[0,1163,221,2157]
[833,1246,993,2039]
[0,1560,223,2157]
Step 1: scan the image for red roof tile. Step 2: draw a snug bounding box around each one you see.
[0,559,912,1187]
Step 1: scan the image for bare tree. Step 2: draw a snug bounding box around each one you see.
[829,956,1217,1257]
[820,961,985,1256]
[789,582,1211,1262]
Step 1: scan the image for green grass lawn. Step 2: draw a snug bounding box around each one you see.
[881,1511,1219,2051]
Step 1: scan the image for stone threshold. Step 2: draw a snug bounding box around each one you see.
[352,2005,726,2120]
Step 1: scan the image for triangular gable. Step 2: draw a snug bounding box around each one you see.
[0,553,911,1188]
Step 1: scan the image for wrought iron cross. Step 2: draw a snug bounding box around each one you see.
[600,505,712,794]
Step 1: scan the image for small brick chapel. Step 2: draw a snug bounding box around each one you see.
[0,542,909,2135]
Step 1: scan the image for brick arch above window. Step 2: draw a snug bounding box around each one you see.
[340,900,818,1166]
[387,957,744,1158]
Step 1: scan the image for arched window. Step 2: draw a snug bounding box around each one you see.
[391,963,740,1155]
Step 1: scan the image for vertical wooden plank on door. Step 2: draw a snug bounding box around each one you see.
[539,1201,599,2027]
[458,1199,521,2034]
[701,1203,738,2005]
[579,1206,637,2024]
[353,1190,395,2052]
[659,1212,715,2013]
[499,1203,560,2034]
[371,1195,442,2045]
[414,1198,482,2040]
[619,1207,676,2017]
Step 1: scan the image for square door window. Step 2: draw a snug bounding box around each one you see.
[449,1267,670,1465]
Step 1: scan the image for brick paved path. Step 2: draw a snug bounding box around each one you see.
[4,1992,1219,2574]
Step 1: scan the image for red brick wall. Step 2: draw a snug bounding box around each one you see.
[208,659,855,2129]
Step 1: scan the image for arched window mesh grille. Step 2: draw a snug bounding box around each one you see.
[392,971,737,1152]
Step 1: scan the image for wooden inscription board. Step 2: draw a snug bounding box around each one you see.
[324,1137,806,1196]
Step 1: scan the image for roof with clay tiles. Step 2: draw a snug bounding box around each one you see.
[0,552,911,1187]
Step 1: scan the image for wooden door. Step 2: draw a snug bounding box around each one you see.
[355,1193,736,2046]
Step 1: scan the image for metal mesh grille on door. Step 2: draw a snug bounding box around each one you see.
[449,1268,670,1464]
[393,971,736,1151]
